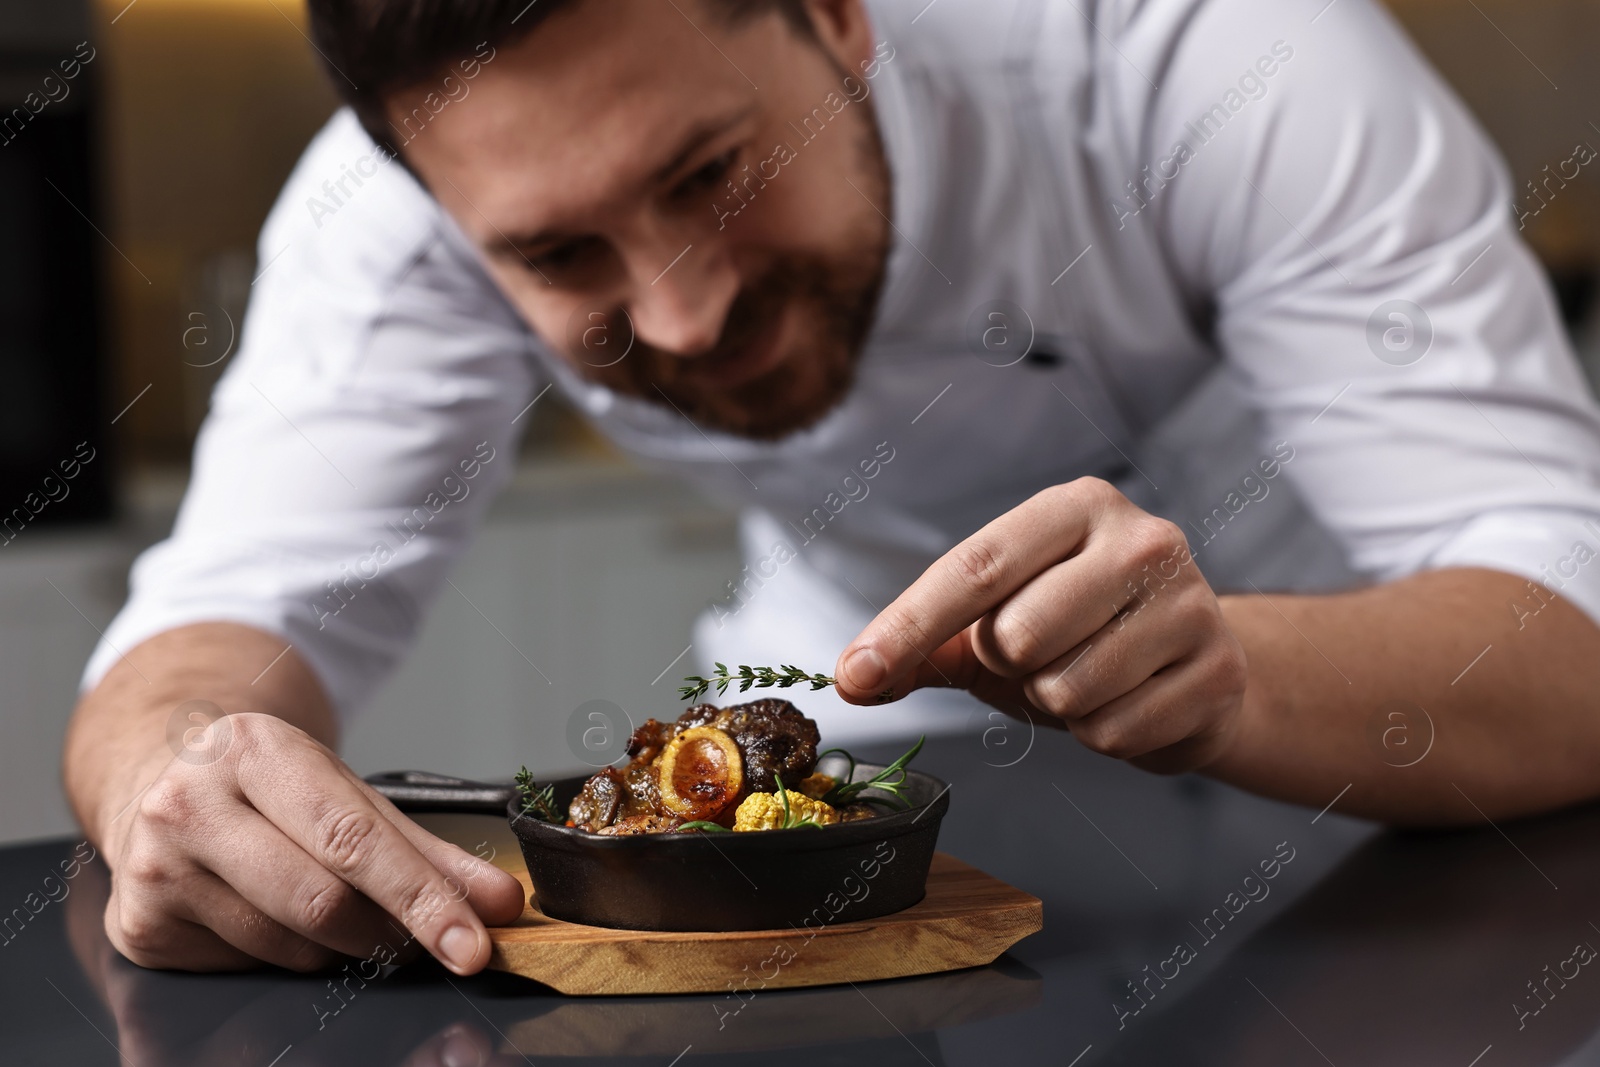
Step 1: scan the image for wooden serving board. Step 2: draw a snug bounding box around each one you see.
[488,852,1042,996]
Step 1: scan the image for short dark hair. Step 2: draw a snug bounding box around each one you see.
[306,0,810,157]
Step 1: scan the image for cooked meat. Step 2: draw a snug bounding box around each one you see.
[567,761,674,832]
[676,699,820,793]
[596,812,685,836]
[655,725,744,822]
[623,763,662,813]
[625,718,675,765]
[567,766,626,832]
[567,698,823,830]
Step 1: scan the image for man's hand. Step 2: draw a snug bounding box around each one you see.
[65,622,525,975]
[834,480,1600,825]
[101,712,524,973]
[834,478,1249,773]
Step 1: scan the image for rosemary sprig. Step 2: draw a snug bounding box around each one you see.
[679,662,836,702]
[513,766,563,823]
[774,773,825,829]
[820,735,926,811]
[678,820,730,833]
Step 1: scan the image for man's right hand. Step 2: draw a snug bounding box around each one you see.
[64,623,526,975]
[101,711,525,973]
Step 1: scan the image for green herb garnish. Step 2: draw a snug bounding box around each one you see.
[679,663,836,702]
[774,773,826,829]
[677,820,730,833]
[514,766,563,823]
[820,735,926,811]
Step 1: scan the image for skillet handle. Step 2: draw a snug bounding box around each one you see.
[364,770,516,815]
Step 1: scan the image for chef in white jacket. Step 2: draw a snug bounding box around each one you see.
[65,0,1600,976]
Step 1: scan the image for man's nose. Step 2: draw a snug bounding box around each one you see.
[625,242,741,357]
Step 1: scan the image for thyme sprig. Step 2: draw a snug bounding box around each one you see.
[513,766,563,823]
[820,735,926,811]
[679,662,836,703]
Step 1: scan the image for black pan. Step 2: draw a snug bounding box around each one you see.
[367,761,950,932]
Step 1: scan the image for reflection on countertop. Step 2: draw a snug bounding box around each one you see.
[10,731,1600,1065]
[1095,803,1600,1067]
[59,842,1040,1066]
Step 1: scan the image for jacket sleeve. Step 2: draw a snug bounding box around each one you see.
[81,110,543,721]
[1148,0,1600,625]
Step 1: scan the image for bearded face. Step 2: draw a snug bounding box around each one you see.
[566,188,888,440]
[397,0,893,440]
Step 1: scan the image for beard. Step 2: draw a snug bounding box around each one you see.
[565,107,892,441]
[575,250,885,440]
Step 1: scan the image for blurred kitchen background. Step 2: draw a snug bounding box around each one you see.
[2,0,1599,844]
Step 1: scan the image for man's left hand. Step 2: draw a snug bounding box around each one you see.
[834,478,1249,773]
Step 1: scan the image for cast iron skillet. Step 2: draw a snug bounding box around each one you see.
[367,760,950,932]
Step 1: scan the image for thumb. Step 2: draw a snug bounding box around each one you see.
[837,626,1026,706]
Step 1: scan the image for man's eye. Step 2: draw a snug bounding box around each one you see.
[677,149,738,196]
[529,239,596,275]
[532,245,577,271]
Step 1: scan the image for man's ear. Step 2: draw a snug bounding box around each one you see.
[800,0,876,72]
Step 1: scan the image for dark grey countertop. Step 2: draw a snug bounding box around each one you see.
[6,728,1600,1066]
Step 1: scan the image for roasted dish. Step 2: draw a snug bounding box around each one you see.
[519,698,924,836]
[374,665,948,930]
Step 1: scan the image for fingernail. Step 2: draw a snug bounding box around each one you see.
[439,924,480,971]
[844,647,888,692]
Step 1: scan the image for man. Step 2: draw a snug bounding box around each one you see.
[64,0,1600,977]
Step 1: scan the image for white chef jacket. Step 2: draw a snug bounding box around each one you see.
[84,0,1600,742]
